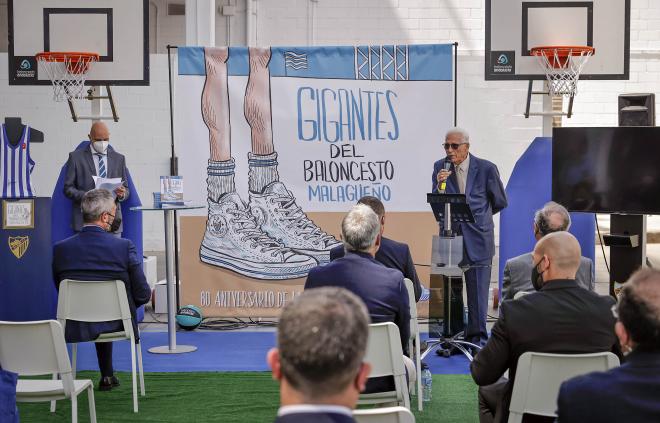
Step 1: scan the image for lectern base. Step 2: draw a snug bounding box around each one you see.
[148,345,197,354]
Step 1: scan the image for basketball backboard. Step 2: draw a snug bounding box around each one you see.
[8,0,149,86]
[485,0,630,81]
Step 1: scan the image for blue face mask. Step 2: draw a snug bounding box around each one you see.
[531,258,545,291]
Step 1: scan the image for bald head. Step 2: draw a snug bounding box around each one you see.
[89,121,109,141]
[533,231,581,283]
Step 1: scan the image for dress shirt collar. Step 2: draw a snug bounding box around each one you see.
[277,404,352,417]
[456,153,470,173]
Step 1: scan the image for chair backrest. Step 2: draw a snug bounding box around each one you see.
[364,323,406,379]
[509,351,620,418]
[0,320,75,394]
[57,279,131,324]
[354,406,415,423]
[403,279,418,338]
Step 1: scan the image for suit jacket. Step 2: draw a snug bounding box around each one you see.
[274,412,355,423]
[557,350,660,423]
[305,251,410,353]
[470,280,620,422]
[52,225,151,343]
[63,145,130,232]
[502,252,595,300]
[330,237,422,302]
[432,155,507,263]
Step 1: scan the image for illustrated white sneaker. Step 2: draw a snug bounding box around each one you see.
[200,192,317,280]
[249,181,342,264]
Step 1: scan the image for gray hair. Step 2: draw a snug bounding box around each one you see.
[341,204,380,253]
[445,126,470,143]
[534,201,571,236]
[278,287,370,398]
[81,189,115,223]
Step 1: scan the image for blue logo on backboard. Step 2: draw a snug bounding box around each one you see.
[491,51,515,75]
[20,59,31,70]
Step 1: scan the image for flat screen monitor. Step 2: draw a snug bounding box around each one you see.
[553,127,660,214]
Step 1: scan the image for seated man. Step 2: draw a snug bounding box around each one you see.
[52,189,151,391]
[305,204,412,391]
[471,232,620,423]
[557,268,660,422]
[330,196,424,302]
[268,287,371,423]
[502,201,594,301]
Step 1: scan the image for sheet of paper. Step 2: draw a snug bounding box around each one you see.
[93,176,123,193]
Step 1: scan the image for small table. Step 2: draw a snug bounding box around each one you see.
[131,204,204,354]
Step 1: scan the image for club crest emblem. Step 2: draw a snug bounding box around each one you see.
[8,236,29,259]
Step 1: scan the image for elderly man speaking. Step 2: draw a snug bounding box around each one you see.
[432,127,507,347]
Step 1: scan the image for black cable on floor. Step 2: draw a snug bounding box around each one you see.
[595,214,611,274]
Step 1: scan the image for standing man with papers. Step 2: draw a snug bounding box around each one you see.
[64,121,129,235]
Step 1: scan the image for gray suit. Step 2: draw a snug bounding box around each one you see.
[63,146,129,233]
[502,252,594,301]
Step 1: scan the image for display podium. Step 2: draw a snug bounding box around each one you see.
[423,193,481,360]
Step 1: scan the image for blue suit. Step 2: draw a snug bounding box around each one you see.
[275,412,355,423]
[305,251,410,352]
[52,225,151,377]
[330,237,422,302]
[558,350,660,422]
[432,154,507,343]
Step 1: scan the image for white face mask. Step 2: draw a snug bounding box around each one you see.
[92,141,109,154]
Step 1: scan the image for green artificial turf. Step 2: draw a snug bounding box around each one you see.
[17,372,478,422]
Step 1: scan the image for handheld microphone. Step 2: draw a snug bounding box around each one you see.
[437,161,451,193]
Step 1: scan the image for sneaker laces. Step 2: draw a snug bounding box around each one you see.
[227,207,286,256]
[270,194,337,246]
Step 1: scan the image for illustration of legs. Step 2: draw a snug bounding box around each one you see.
[199,47,316,280]
[244,47,341,263]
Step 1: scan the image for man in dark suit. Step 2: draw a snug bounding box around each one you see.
[306,204,412,392]
[268,287,371,423]
[306,204,410,353]
[330,195,423,302]
[53,189,151,390]
[470,232,620,423]
[433,127,507,346]
[63,121,129,234]
[557,268,660,423]
[502,201,595,301]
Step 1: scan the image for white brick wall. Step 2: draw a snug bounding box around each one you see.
[5,0,660,249]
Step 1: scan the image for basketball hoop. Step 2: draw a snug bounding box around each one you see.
[35,52,99,102]
[530,46,595,97]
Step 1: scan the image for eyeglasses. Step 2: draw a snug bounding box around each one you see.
[105,212,115,220]
[443,143,467,150]
[91,138,110,142]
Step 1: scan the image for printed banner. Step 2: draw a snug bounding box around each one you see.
[176,44,454,317]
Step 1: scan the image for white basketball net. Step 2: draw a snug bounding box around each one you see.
[36,54,97,102]
[533,48,593,97]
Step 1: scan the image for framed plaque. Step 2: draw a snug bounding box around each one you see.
[3,199,34,229]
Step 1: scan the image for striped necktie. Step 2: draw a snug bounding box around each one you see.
[97,154,107,178]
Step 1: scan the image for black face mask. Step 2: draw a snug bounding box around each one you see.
[531,258,545,291]
[109,215,122,233]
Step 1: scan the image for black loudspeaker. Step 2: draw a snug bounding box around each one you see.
[618,93,655,126]
[609,94,655,296]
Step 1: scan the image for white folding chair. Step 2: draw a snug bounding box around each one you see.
[57,279,145,413]
[354,406,416,423]
[403,278,423,411]
[508,351,620,423]
[359,322,411,410]
[0,320,97,423]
